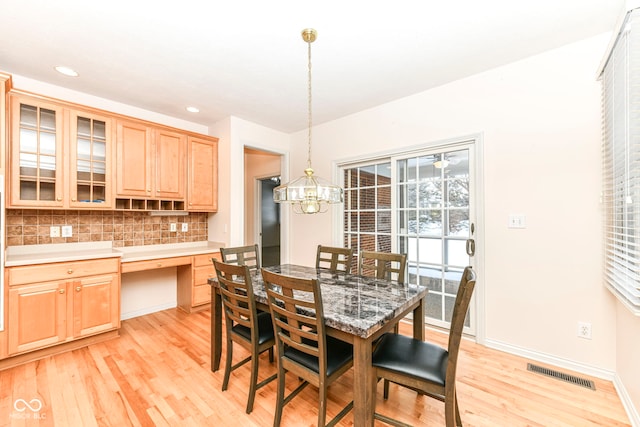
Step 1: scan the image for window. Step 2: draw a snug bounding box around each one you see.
[343,162,392,254]
[601,7,640,315]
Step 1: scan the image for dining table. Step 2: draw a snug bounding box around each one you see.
[208,264,428,427]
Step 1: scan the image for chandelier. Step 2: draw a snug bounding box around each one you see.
[273,28,344,214]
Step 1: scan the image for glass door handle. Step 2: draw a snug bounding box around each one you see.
[466,239,475,256]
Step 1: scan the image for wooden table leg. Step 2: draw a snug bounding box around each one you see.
[352,337,375,427]
[413,296,425,340]
[210,287,222,372]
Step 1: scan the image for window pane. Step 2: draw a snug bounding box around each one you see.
[377,211,391,233]
[360,187,375,209]
[419,209,441,236]
[449,209,469,236]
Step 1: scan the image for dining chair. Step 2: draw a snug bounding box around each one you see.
[219,244,261,273]
[358,250,407,284]
[358,250,407,336]
[371,266,477,427]
[213,260,276,414]
[261,268,354,427]
[315,245,354,273]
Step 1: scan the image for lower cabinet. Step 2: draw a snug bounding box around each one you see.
[6,258,120,356]
[177,252,220,313]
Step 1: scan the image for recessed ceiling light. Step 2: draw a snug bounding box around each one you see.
[54,66,79,77]
[186,106,200,113]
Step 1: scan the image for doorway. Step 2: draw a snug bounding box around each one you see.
[259,177,281,267]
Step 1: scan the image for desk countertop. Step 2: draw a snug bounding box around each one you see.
[5,241,225,267]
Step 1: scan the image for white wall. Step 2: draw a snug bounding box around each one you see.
[285,33,620,376]
[224,117,291,251]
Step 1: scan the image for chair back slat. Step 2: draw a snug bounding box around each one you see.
[220,244,261,272]
[316,245,353,273]
[262,269,325,360]
[214,260,258,334]
[358,251,407,283]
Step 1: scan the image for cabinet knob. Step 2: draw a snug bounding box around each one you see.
[72,198,77,202]
[76,286,81,292]
[57,197,62,201]
[59,289,65,294]
[157,263,162,267]
[67,269,73,274]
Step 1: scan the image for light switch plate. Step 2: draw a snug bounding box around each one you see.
[50,226,61,238]
[170,223,177,232]
[508,214,526,229]
[181,223,188,232]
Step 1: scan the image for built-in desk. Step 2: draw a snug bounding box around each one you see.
[116,241,223,313]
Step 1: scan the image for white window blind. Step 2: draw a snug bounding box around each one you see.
[602,7,640,315]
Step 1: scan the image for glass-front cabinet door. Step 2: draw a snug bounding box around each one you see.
[69,111,112,208]
[10,95,64,207]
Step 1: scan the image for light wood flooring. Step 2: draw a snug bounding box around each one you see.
[0,307,631,426]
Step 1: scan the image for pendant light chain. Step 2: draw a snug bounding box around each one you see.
[307,37,313,170]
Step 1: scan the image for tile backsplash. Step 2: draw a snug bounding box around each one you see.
[5,210,209,247]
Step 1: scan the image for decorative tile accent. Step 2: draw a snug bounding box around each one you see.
[5,210,209,247]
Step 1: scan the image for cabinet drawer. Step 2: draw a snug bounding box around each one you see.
[121,256,191,273]
[194,265,216,284]
[9,258,119,286]
[193,284,211,306]
[193,252,219,267]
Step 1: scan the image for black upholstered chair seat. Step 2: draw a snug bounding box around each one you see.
[372,333,448,386]
[232,311,275,345]
[283,336,353,377]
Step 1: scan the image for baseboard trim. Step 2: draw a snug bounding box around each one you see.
[614,373,640,427]
[121,302,176,320]
[484,338,616,381]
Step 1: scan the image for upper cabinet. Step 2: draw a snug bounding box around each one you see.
[69,110,112,208]
[188,136,218,212]
[8,93,113,209]
[6,87,217,212]
[0,72,12,176]
[115,120,153,197]
[115,120,188,208]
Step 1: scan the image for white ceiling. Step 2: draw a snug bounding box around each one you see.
[0,1,626,133]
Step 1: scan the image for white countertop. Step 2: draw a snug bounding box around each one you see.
[5,241,225,267]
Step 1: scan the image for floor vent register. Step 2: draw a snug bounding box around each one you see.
[527,363,596,390]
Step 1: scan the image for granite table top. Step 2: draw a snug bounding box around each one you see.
[211,264,428,339]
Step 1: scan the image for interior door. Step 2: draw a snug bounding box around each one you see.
[260,177,281,267]
[395,143,476,334]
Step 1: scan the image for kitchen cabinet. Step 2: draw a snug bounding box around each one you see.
[8,92,113,208]
[187,136,219,212]
[115,119,153,197]
[6,258,120,356]
[116,119,186,201]
[0,72,12,176]
[177,252,221,312]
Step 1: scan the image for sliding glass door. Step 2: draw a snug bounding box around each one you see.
[342,140,477,333]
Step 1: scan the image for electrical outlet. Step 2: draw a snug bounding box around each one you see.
[170,223,177,232]
[50,226,61,238]
[577,321,592,340]
[61,225,73,237]
[181,223,188,232]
